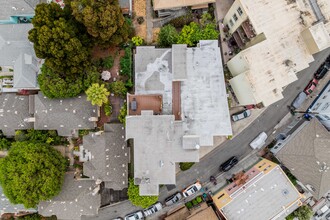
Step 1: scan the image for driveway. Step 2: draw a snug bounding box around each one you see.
[82,46,330,220]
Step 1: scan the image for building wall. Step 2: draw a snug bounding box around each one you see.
[223,0,248,34]
[226,52,249,77]
[309,81,330,130]
[301,28,320,54]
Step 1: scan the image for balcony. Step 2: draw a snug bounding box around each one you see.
[232,31,244,49]
[241,19,256,39]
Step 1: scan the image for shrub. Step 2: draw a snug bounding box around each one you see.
[104,103,112,116]
[79,129,90,137]
[127,178,158,208]
[0,138,11,150]
[167,13,194,28]
[103,56,114,69]
[120,48,132,77]
[179,162,195,171]
[185,201,193,209]
[132,36,144,46]
[192,199,198,206]
[196,196,202,203]
[118,103,127,125]
[157,24,179,47]
[109,81,128,98]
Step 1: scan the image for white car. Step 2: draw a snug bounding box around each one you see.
[250,132,268,149]
[124,211,144,220]
[143,202,162,217]
[182,182,202,197]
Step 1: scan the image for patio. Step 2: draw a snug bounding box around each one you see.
[127,94,162,116]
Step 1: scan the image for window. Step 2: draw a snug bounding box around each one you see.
[237,7,243,16]
[321,103,329,111]
[229,19,234,27]
[233,13,238,21]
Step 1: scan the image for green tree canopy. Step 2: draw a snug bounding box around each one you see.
[176,22,219,47]
[127,179,158,208]
[0,142,67,208]
[86,83,110,106]
[71,0,130,45]
[0,138,11,150]
[157,24,178,47]
[28,3,91,75]
[287,205,313,220]
[38,64,85,98]
[109,81,127,98]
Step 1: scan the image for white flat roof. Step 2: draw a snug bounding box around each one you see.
[181,40,232,145]
[221,166,301,220]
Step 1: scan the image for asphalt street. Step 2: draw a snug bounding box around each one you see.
[83,48,330,220]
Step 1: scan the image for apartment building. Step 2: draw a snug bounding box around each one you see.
[224,0,330,106]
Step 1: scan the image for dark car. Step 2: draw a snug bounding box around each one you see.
[314,62,330,80]
[231,109,251,122]
[219,156,239,172]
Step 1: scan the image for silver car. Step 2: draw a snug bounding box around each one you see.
[143,202,162,217]
[124,211,144,220]
[165,192,183,206]
[231,109,251,122]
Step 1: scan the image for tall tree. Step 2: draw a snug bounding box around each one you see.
[0,142,66,208]
[71,0,130,45]
[38,64,85,98]
[86,83,110,106]
[28,3,91,75]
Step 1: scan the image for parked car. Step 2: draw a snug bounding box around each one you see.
[124,211,144,220]
[304,78,318,95]
[182,182,202,197]
[165,192,183,206]
[231,109,251,122]
[291,91,307,110]
[314,62,330,80]
[219,156,239,172]
[143,202,162,217]
[250,132,268,149]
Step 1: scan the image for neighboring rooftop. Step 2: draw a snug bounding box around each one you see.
[152,0,215,11]
[126,111,200,195]
[213,159,302,220]
[0,185,36,216]
[134,40,232,146]
[38,173,101,220]
[0,24,40,89]
[33,93,99,136]
[0,0,35,21]
[275,118,330,199]
[165,203,218,220]
[0,94,33,137]
[226,0,330,106]
[82,123,129,190]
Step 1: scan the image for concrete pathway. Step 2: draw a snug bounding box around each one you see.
[146,0,153,43]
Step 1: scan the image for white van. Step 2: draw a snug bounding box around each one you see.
[250,132,268,149]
